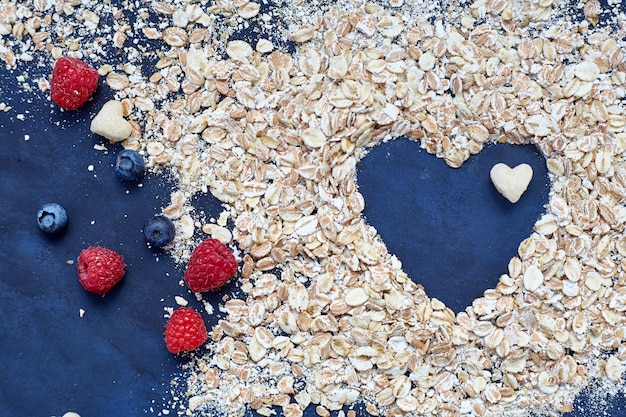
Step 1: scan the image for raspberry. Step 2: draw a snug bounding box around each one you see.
[77,247,126,294]
[50,56,99,110]
[184,238,238,292]
[164,308,208,354]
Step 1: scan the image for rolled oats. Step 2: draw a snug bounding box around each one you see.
[523,265,544,292]
[6,0,626,415]
[605,356,624,382]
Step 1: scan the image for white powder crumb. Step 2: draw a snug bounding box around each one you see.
[174,296,188,307]
[202,301,214,315]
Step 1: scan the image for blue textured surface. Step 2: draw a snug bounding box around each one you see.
[1,8,625,417]
[0,70,221,416]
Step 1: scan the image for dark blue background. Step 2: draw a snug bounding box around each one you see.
[0,69,197,416]
[1,4,625,417]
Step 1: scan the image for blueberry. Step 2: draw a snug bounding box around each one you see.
[144,215,176,248]
[115,149,145,182]
[37,203,68,234]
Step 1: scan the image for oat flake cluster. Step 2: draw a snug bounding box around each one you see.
[3,0,626,416]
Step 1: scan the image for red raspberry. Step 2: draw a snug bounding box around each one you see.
[50,56,99,110]
[184,238,238,292]
[164,307,208,354]
[77,247,126,294]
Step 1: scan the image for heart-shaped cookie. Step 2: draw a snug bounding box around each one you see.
[90,100,132,143]
[490,163,533,203]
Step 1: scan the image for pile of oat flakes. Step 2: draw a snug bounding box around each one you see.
[3,0,626,416]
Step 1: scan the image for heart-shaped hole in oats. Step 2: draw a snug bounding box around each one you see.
[490,163,534,203]
[357,139,549,313]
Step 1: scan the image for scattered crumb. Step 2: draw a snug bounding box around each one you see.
[174,296,188,307]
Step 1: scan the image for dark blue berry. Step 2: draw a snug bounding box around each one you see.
[37,203,68,234]
[144,215,176,248]
[115,149,145,182]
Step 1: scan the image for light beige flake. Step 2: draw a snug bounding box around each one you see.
[146,141,165,156]
[365,59,386,74]
[239,2,260,19]
[537,371,559,394]
[349,346,376,371]
[546,158,565,176]
[574,61,600,81]
[162,27,187,47]
[523,265,544,292]
[256,39,273,54]
[185,48,208,81]
[605,356,624,381]
[202,223,232,243]
[179,214,194,239]
[595,150,612,175]
[82,10,100,30]
[294,215,318,236]
[571,312,588,334]
[561,279,579,297]
[418,51,436,71]
[524,114,554,137]
[226,40,253,60]
[302,127,326,148]
[291,25,315,43]
[490,163,533,203]
[502,356,527,373]
[248,333,268,362]
[298,48,321,76]
[345,287,369,306]
[450,325,470,345]
[584,271,602,291]
[534,214,558,235]
[563,257,581,282]
[328,55,348,80]
[377,14,403,38]
[396,395,418,412]
[172,9,188,27]
[106,72,130,91]
[254,326,274,349]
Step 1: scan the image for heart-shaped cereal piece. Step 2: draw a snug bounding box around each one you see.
[90,100,132,143]
[490,163,533,203]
